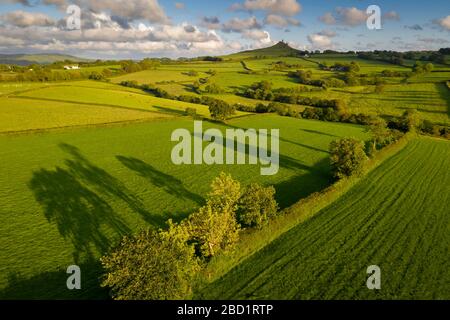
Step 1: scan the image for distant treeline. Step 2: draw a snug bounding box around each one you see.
[0,58,160,82]
[358,48,449,66]
[120,80,450,139]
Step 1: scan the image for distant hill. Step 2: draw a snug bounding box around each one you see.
[0,54,91,66]
[223,41,306,60]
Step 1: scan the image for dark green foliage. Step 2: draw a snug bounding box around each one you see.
[238,184,279,228]
[184,107,197,118]
[209,100,236,121]
[88,71,105,81]
[329,138,368,179]
[204,83,224,94]
[100,226,198,300]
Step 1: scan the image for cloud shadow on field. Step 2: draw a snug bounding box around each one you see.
[28,143,166,262]
[116,156,204,206]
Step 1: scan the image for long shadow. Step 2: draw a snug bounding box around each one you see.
[0,259,108,300]
[274,157,331,208]
[59,144,164,226]
[434,83,450,117]
[28,144,166,263]
[214,122,328,171]
[152,105,186,116]
[300,128,340,138]
[116,156,204,206]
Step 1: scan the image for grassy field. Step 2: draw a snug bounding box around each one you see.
[107,55,450,124]
[198,138,450,300]
[0,115,369,299]
[0,80,236,132]
[0,97,172,133]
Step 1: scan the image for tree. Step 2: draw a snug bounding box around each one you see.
[329,138,368,179]
[205,83,224,94]
[399,109,419,132]
[367,117,389,153]
[88,71,104,81]
[207,172,241,212]
[183,204,240,258]
[209,100,235,121]
[238,183,278,228]
[100,224,198,300]
[374,83,385,94]
[184,107,197,118]
[182,173,241,258]
[192,80,201,94]
[186,70,198,77]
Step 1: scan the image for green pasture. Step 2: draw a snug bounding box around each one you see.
[0,115,369,299]
[199,137,450,300]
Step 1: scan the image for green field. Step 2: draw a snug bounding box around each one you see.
[0,115,369,299]
[107,54,450,124]
[0,42,449,300]
[199,138,450,300]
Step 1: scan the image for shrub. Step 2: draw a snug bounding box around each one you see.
[330,138,368,179]
[186,70,199,77]
[183,204,240,258]
[204,83,224,94]
[100,225,198,300]
[184,107,197,118]
[209,100,235,121]
[238,184,279,228]
[182,173,241,258]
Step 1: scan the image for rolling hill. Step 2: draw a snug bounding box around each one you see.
[223,41,305,60]
[0,54,91,66]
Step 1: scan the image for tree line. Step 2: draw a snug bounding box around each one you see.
[101,173,279,300]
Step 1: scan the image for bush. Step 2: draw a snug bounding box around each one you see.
[238,184,279,228]
[184,107,197,118]
[183,204,240,258]
[209,100,235,121]
[182,173,241,258]
[186,70,199,77]
[330,138,368,179]
[100,225,198,300]
[88,71,105,81]
[204,83,224,94]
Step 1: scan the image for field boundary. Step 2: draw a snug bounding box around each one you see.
[199,132,416,286]
[0,113,178,136]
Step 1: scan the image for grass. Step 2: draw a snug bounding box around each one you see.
[0,81,227,132]
[0,115,369,299]
[198,137,450,300]
[115,56,450,124]
[0,97,173,133]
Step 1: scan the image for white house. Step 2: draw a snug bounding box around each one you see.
[64,65,80,70]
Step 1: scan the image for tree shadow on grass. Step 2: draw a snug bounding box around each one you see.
[274,158,332,208]
[116,156,204,206]
[0,259,108,300]
[28,144,166,263]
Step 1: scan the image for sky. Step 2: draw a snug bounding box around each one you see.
[0,0,449,59]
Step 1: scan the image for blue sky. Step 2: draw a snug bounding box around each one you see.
[0,0,449,59]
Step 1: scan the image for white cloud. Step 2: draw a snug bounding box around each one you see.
[435,15,450,30]
[233,0,302,17]
[200,16,221,30]
[1,10,55,28]
[320,7,367,27]
[384,11,400,21]
[242,29,271,42]
[222,16,261,32]
[307,33,333,49]
[264,14,300,27]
